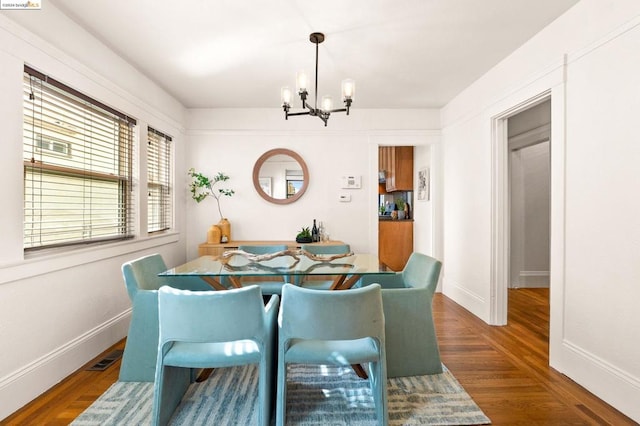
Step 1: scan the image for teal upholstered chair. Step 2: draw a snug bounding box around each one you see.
[297,243,352,289]
[237,244,290,295]
[119,254,212,382]
[359,252,443,377]
[276,283,387,426]
[152,285,279,426]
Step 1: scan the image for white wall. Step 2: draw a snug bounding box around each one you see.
[0,8,192,420]
[185,109,441,261]
[413,145,434,256]
[440,0,640,421]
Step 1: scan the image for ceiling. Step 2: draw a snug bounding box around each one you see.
[45,0,579,109]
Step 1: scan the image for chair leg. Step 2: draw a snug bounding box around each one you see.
[152,365,191,426]
[364,360,388,426]
[151,364,164,426]
[120,296,160,382]
[275,361,287,426]
[259,359,271,426]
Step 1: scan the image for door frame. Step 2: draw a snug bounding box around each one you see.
[490,91,552,325]
[489,71,566,371]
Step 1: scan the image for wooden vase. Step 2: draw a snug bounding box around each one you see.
[206,225,221,243]
[218,218,231,242]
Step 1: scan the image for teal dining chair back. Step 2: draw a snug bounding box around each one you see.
[276,283,388,426]
[359,251,443,377]
[119,253,211,382]
[237,244,290,295]
[297,243,351,289]
[401,251,442,292]
[300,243,351,255]
[152,285,279,426]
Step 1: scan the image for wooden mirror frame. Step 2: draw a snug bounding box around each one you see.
[252,148,309,204]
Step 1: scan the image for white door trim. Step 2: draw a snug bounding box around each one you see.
[490,91,552,325]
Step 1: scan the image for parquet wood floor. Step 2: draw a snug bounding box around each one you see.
[2,288,636,425]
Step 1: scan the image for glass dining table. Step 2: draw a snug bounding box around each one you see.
[159,250,394,291]
[159,250,392,380]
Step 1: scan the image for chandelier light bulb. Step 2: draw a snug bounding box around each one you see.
[281,87,292,106]
[342,79,355,100]
[296,71,308,93]
[321,95,333,111]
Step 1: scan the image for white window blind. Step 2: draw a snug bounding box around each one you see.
[23,65,136,250]
[147,127,172,233]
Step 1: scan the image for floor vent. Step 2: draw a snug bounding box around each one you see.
[87,349,123,371]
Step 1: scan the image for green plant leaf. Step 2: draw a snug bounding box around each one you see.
[188,168,234,219]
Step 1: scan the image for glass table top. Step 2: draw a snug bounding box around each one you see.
[160,253,393,278]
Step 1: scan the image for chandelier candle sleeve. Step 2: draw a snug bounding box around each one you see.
[322,95,333,111]
[281,87,292,105]
[296,71,308,93]
[342,79,355,101]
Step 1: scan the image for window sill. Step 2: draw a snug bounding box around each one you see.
[0,232,180,285]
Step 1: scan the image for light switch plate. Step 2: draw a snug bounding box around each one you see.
[339,194,351,202]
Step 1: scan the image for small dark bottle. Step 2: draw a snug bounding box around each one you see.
[311,219,319,242]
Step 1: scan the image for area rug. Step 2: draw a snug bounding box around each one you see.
[72,364,490,425]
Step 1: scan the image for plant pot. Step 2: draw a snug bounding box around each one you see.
[296,236,312,243]
[206,225,221,243]
[218,218,231,242]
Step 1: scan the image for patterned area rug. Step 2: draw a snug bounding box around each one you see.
[72,364,490,425]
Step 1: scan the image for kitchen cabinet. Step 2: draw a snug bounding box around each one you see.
[379,146,413,192]
[379,220,413,271]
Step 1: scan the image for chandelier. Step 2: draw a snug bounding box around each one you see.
[281,32,355,126]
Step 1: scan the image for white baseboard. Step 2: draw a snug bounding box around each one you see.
[443,280,488,322]
[552,339,640,423]
[512,270,550,288]
[0,310,131,421]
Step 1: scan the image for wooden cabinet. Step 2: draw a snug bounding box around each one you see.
[198,240,345,257]
[379,221,413,271]
[379,146,413,192]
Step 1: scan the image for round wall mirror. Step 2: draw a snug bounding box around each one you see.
[253,148,309,204]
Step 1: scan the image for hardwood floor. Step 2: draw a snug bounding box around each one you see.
[2,288,635,425]
[436,288,635,425]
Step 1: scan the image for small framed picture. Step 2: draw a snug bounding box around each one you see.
[418,168,429,201]
[259,177,272,197]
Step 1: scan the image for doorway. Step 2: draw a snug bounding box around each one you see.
[490,92,552,325]
[508,101,551,289]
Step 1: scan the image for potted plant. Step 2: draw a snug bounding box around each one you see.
[394,198,406,220]
[296,227,313,243]
[188,168,235,242]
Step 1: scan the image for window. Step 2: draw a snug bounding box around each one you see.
[147,127,172,233]
[35,134,71,157]
[23,65,136,250]
[286,169,304,198]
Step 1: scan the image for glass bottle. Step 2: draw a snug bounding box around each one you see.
[311,219,319,242]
